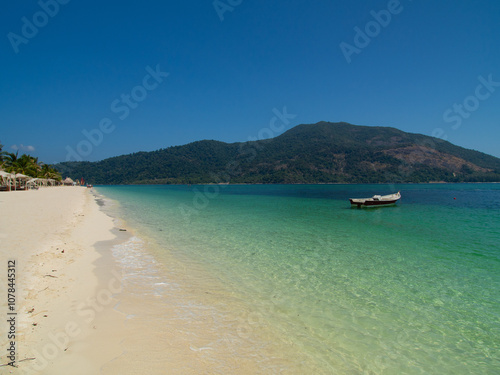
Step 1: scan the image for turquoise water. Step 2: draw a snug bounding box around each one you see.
[96,184,500,374]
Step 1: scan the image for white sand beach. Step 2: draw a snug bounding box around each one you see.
[0,187,126,374]
[0,187,286,374]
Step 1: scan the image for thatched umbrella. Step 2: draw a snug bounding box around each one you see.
[26,178,40,189]
[63,177,74,186]
[15,173,30,190]
[0,171,15,191]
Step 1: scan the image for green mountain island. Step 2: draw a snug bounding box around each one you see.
[55,122,500,184]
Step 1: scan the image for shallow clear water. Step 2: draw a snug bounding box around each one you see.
[96,184,500,374]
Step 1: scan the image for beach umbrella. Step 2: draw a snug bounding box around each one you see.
[26,178,40,189]
[0,171,15,191]
[15,173,30,190]
[63,177,74,185]
[0,171,15,179]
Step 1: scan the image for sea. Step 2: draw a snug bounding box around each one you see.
[94,183,500,374]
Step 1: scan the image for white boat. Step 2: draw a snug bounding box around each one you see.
[349,191,401,208]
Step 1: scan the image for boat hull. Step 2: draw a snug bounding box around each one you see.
[349,198,399,208]
[349,192,401,208]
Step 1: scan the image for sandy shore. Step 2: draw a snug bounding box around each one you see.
[0,186,306,374]
[0,187,126,374]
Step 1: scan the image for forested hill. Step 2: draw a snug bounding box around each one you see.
[54,122,500,184]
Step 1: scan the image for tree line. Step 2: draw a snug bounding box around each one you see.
[0,143,62,180]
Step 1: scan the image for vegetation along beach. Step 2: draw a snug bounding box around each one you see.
[1,1,500,374]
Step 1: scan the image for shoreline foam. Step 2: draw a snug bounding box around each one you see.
[0,186,324,374]
[92,188,320,374]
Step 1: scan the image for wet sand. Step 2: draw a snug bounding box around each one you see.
[0,187,302,374]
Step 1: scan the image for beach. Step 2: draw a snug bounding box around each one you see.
[1,184,498,374]
[0,187,287,374]
[0,187,127,373]
[95,184,500,374]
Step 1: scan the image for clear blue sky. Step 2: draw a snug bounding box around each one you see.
[1,0,499,163]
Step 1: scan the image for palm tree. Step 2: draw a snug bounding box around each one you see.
[11,154,37,176]
[39,163,62,181]
[0,146,62,182]
[28,155,42,176]
[40,163,51,178]
[3,153,41,176]
[3,151,19,172]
